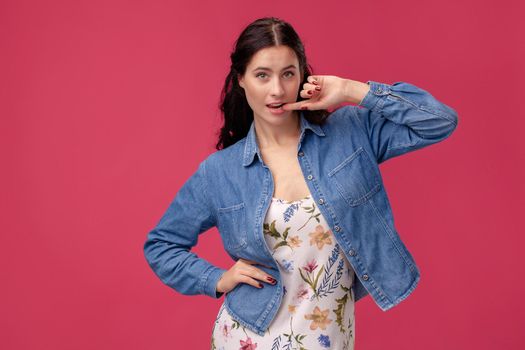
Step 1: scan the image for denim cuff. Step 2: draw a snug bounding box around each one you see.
[358,80,392,112]
[201,265,227,299]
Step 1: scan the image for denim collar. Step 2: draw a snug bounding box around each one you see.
[242,110,325,167]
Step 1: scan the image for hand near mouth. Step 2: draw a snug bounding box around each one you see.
[282,75,369,111]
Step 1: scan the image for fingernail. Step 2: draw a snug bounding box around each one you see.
[259,283,264,288]
[315,86,321,91]
[307,90,313,95]
[312,80,319,85]
[267,277,276,283]
[301,106,308,110]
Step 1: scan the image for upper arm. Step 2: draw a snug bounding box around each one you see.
[152,159,216,248]
[144,158,217,266]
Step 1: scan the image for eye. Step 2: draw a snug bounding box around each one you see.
[255,71,295,79]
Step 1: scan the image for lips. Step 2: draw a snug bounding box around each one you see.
[267,102,285,108]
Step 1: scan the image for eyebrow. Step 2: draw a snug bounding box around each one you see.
[252,64,297,72]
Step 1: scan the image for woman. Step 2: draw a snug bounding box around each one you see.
[143,17,458,350]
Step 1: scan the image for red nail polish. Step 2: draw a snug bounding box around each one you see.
[307,90,313,95]
[259,283,264,288]
[312,80,319,85]
[301,106,308,110]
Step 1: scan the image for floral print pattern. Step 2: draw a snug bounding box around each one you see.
[211,194,355,349]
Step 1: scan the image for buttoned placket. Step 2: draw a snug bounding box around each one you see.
[297,145,378,299]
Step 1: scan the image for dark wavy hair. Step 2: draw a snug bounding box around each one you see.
[215,17,330,150]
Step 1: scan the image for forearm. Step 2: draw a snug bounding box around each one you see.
[357,80,458,140]
[343,79,370,105]
[144,231,227,298]
[348,80,459,164]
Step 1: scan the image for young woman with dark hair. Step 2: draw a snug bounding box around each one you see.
[144,17,458,349]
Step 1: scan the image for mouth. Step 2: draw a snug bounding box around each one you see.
[266,102,285,109]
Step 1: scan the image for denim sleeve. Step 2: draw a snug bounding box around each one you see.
[143,159,227,299]
[352,81,459,164]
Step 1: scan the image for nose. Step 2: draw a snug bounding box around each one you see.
[270,77,285,97]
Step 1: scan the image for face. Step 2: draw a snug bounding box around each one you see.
[238,45,302,126]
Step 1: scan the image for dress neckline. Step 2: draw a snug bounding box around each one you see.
[271,194,312,204]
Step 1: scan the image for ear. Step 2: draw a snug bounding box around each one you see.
[237,74,244,89]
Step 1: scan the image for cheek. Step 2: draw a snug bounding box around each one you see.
[288,79,300,92]
[243,88,264,109]
[246,87,266,103]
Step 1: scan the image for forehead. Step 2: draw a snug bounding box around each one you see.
[247,46,299,70]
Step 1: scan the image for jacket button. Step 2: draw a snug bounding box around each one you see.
[362,274,369,281]
[318,198,324,205]
[298,151,304,157]
[307,174,313,180]
[334,225,341,232]
[348,249,356,256]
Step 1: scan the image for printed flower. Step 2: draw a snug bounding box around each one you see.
[295,284,310,301]
[303,259,318,273]
[304,306,333,330]
[288,304,297,314]
[317,334,331,348]
[308,225,333,249]
[219,320,233,341]
[287,235,303,248]
[240,336,258,349]
[283,202,300,222]
[280,258,294,272]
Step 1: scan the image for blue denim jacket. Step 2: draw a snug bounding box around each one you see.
[143,80,458,336]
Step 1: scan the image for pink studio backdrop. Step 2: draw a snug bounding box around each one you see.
[1,1,524,349]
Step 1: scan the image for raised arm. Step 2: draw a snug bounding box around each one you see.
[143,159,226,298]
[347,80,459,164]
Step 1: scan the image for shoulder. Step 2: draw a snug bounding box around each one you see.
[203,137,246,171]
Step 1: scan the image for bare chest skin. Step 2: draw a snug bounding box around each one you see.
[259,146,311,202]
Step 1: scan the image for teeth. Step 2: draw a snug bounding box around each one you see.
[268,103,283,107]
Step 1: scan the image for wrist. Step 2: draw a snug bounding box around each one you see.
[343,79,370,105]
[216,273,224,293]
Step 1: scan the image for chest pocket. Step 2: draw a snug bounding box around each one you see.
[217,202,248,252]
[328,147,381,206]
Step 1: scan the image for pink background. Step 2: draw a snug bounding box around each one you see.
[2,0,524,349]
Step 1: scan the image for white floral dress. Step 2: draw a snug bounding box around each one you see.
[211,194,356,350]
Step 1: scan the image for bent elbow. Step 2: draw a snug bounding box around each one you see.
[143,229,160,269]
[445,108,459,138]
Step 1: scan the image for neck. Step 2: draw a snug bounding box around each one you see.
[254,111,301,150]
